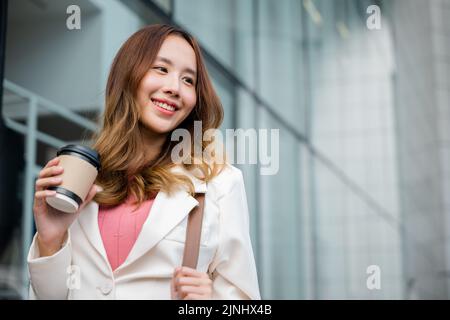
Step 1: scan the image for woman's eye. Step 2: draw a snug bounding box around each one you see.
[184,77,194,85]
[154,66,167,72]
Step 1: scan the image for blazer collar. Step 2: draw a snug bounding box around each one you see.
[77,165,207,272]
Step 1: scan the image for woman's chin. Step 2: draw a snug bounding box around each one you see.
[140,122,175,136]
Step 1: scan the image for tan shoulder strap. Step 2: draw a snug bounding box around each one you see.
[182,193,205,269]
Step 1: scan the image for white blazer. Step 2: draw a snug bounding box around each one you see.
[27,164,261,300]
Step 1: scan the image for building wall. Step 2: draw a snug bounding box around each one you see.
[431,0,450,298]
[305,0,402,299]
[392,0,450,299]
[173,0,404,299]
[5,0,103,116]
[5,0,147,118]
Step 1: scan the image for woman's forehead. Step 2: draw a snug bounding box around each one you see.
[156,35,197,73]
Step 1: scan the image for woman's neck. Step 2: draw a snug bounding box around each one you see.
[139,125,168,163]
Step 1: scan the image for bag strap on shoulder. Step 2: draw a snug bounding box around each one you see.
[182,193,205,269]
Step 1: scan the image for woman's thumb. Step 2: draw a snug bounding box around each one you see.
[75,185,102,213]
[80,184,102,208]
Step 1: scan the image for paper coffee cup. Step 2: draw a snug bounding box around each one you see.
[46,145,101,213]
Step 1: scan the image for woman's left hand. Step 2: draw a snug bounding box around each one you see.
[171,266,213,300]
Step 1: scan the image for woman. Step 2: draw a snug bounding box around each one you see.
[27,24,260,300]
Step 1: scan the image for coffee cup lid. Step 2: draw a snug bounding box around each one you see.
[57,145,101,170]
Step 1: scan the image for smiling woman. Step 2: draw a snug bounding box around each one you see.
[27,24,261,300]
[92,25,226,205]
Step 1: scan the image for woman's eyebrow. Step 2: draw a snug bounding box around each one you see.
[155,56,197,77]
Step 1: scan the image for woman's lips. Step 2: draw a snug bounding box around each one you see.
[151,99,176,116]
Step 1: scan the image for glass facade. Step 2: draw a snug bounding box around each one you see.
[1,0,449,299]
[174,0,403,299]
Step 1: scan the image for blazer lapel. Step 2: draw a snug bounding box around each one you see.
[77,166,208,272]
[76,200,108,261]
[118,188,198,270]
[122,170,207,269]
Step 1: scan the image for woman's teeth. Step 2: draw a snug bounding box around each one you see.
[153,100,176,111]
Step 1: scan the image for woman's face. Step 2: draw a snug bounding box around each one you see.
[136,35,197,137]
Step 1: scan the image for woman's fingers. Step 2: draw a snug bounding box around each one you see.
[171,267,181,300]
[85,184,99,201]
[38,165,63,179]
[173,267,211,288]
[184,293,205,300]
[35,157,63,193]
[176,276,211,287]
[171,277,180,300]
[175,266,210,279]
[178,285,211,295]
[172,267,213,300]
[35,190,57,199]
[35,176,63,191]
[34,159,64,213]
[78,184,101,211]
[43,157,60,169]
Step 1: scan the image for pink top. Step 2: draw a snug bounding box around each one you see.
[98,194,156,271]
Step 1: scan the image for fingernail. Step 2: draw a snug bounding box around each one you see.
[95,185,103,193]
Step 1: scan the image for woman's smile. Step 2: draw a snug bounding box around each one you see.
[151,98,178,116]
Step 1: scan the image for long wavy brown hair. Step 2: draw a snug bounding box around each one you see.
[90,24,225,208]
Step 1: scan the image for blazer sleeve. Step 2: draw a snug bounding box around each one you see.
[27,231,72,299]
[208,168,261,300]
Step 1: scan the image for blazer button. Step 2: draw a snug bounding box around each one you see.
[99,281,113,295]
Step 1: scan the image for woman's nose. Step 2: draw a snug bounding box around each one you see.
[163,75,180,96]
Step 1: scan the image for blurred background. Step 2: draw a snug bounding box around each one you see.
[0,0,449,299]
